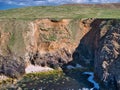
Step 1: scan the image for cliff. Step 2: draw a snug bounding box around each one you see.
[71,19,120,89]
[0,18,120,89]
[0,18,91,77]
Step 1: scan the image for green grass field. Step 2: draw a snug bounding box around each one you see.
[0,4,120,19]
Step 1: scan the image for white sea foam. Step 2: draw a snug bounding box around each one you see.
[66,65,75,69]
[25,64,53,73]
[76,64,83,68]
[78,88,91,90]
[82,88,90,90]
[66,63,83,69]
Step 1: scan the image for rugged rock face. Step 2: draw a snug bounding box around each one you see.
[0,18,120,89]
[23,19,74,68]
[94,20,120,89]
[0,18,91,77]
[24,19,93,68]
[0,55,25,78]
[72,19,120,89]
[72,19,102,66]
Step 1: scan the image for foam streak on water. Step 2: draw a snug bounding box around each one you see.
[66,64,83,69]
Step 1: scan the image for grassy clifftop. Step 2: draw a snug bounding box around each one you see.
[0,4,120,19]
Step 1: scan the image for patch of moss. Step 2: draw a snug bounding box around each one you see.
[17,70,68,89]
[15,68,94,90]
[68,19,80,40]
[0,19,29,55]
[0,78,15,90]
[48,34,57,41]
[9,33,15,47]
[42,33,57,42]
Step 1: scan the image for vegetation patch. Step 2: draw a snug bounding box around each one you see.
[0,4,120,19]
[16,70,70,89]
[68,19,80,40]
[0,19,29,55]
[48,34,57,41]
[42,33,57,42]
[10,68,93,90]
[9,33,15,48]
[0,78,16,90]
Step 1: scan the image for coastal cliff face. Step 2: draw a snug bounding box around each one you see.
[74,19,120,89]
[0,18,120,89]
[0,18,91,77]
[94,20,120,89]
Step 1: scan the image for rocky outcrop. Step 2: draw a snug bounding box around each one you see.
[72,19,101,66]
[71,19,120,89]
[0,55,25,78]
[94,20,120,89]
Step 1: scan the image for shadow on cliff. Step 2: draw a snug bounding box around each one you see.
[63,19,102,68]
[61,19,103,88]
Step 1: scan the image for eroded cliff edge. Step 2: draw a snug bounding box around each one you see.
[0,18,120,89]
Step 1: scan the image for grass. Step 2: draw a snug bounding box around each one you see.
[48,34,57,41]
[41,33,57,42]
[0,78,13,85]
[9,33,15,47]
[0,5,120,19]
[68,19,81,39]
[0,78,16,90]
[16,70,70,89]
[14,69,92,90]
[0,20,29,55]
